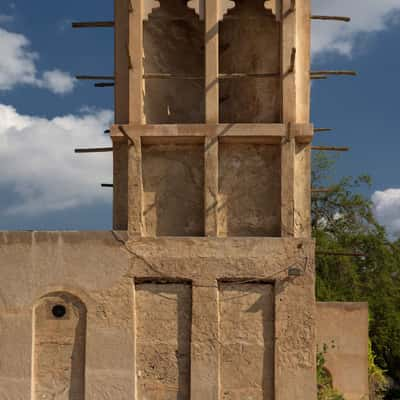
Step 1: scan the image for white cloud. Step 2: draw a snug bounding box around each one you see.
[0,27,75,94]
[312,0,400,56]
[39,69,75,94]
[0,104,113,215]
[372,189,400,239]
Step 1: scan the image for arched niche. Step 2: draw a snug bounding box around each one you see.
[143,0,205,124]
[219,0,282,123]
[32,292,86,400]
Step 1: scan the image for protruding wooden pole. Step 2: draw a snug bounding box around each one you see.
[76,75,114,81]
[72,21,115,28]
[75,147,113,153]
[311,16,351,22]
[311,70,357,76]
[94,83,115,87]
[101,183,114,188]
[311,146,349,152]
[314,128,333,133]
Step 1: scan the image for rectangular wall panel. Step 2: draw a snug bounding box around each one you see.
[219,144,281,236]
[135,282,192,400]
[219,282,274,400]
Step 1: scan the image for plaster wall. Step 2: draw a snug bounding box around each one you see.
[316,302,369,400]
[0,231,316,400]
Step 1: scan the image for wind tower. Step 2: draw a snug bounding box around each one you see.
[109,0,316,399]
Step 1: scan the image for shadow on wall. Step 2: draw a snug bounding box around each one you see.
[33,292,86,400]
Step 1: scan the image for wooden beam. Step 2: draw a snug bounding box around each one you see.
[311,70,357,76]
[72,21,115,28]
[94,82,115,87]
[75,147,113,153]
[311,188,335,194]
[143,73,203,80]
[76,75,114,81]
[314,128,332,133]
[311,75,328,80]
[316,251,366,257]
[312,146,349,152]
[101,183,114,188]
[311,16,351,22]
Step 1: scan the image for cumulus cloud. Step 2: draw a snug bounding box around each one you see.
[0,104,113,215]
[312,0,400,57]
[0,27,75,94]
[372,189,400,239]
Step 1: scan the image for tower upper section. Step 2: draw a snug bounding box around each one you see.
[114,0,311,125]
[110,0,314,238]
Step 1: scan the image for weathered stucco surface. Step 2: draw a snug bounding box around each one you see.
[143,3,205,124]
[0,231,316,400]
[316,302,369,400]
[219,143,281,236]
[142,144,204,236]
[219,3,281,123]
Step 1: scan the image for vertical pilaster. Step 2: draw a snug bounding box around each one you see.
[128,137,145,236]
[113,139,128,230]
[281,124,295,237]
[205,137,219,236]
[281,0,296,123]
[113,0,130,230]
[204,0,220,236]
[191,284,220,400]
[205,0,219,123]
[129,0,144,123]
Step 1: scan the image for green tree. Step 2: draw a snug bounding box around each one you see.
[312,153,400,392]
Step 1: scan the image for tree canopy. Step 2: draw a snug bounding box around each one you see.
[312,153,400,389]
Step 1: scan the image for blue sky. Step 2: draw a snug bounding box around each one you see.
[0,0,400,236]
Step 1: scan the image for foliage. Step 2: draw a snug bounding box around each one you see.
[317,344,345,400]
[369,340,389,400]
[312,153,400,392]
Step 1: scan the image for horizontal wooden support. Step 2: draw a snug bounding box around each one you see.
[316,251,366,257]
[311,15,351,22]
[314,128,333,133]
[104,129,111,134]
[312,146,349,152]
[72,21,114,28]
[218,72,280,79]
[110,123,314,144]
[101,183,114,188]
[311,70,357,76]
[76,75,114,81]
[94,83,115,87]
[311,188,335,194]
[311,75,328,80]
[75,147,113,153]
[143,73,281,80]
[144,73,203,80]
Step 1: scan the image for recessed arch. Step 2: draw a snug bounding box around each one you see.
[32,292,86,400]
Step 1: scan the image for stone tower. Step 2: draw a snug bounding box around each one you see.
[110,0,315,399]
[0,1,370,399]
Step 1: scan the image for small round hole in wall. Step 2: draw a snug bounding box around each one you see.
[52,304,66,318]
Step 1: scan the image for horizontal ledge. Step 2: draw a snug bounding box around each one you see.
[76,75,114,81]
[110,123,314,144]
[311,146,349,152]
[72,21,114,28]
[311,15,351,22]
[75,147,113,153]
[311,70,357,76]
[143,73,280,80]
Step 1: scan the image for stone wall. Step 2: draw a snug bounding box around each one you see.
[0,231,316,400]
[316,302,369,400]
